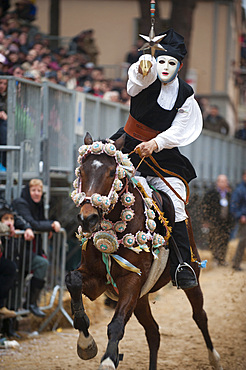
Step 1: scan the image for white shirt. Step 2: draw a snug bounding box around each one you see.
[127,54,203,152]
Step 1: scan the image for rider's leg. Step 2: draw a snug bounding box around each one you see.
[147,176,198,290]
[170,220,191,276]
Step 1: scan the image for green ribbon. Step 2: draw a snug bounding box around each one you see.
[102,253,118,292]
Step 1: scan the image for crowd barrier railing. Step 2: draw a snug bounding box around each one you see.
[0,228,73,332]
[0,144,24,203]
[1,76,246,193]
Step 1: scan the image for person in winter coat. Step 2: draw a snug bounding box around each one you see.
[0,234,17,320]
[202,174,234,265]
[0,199,34,336]
[12,179,61,317]
[230,170,246,271]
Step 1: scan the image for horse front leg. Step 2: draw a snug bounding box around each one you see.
[65,269,98,360]
[99,283,141,370]
[185,284,223,370]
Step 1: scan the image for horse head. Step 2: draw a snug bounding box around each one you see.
[75,132,126,234]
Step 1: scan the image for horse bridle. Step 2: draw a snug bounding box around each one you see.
[71,141,135,214]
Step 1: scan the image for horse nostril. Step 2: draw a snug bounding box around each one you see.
[77,212,100,232]
[87,214,99,228]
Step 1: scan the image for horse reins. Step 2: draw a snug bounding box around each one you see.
[131,149,190,206]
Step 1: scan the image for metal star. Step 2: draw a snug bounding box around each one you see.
[139,25,167,57]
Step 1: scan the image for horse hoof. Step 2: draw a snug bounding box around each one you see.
[208,348,223,370]
[77,332,98,360]
[99,358,116,370]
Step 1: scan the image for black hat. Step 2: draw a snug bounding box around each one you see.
[155,28,187,62]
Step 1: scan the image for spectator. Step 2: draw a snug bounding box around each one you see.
[202,174,234,266]
[82,29,99,65]
[0,197,34,242]
[23,69,35,80]
[230,170,246,271]
[0,256,17,319]
[6,50,20,67]
[0,199,34,336]
[235,120,246,141]
[203,105,230,135]
[12,0,36,23]
[103,90,120,102]
[0,19,130,107]
[18,30,29,54]
[91,67,104,81]
[0,199,53,322]
[81,77,93,93]
[0,53,7,73]
[12,179,61,316]
[125,44,142,65]
[77,64,90,86]
[0,1,10,21]
[11,64,24,77]
[46,70,58,84]
[71,29,99,65]
[196,97,210,120]
[0,229,17,319]
[65,67,78,89]
[92,80,104,97]
[120,87,130,105]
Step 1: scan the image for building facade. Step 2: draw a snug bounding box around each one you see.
[17,0,245,134]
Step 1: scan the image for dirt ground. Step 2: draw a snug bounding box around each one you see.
[0,242,246,370]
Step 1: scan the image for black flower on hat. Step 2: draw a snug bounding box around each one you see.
[155,29,187,62]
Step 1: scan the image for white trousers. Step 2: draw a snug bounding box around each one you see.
[146,176,187,222]
[134,174,187,222]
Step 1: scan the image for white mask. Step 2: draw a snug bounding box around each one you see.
[156,55,180,83]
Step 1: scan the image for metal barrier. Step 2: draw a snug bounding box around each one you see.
[81,92,129,140]
[0,228,73,332]
[43,83,75,172]
[180,129,246,190]
[0,76,245,198]
[0,144,24,202]
[7,78,43,178]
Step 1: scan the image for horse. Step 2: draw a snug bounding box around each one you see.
[65,132,222,370]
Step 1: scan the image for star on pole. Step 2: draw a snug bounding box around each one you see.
[138,24,167,57]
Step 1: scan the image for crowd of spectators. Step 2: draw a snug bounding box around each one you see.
[0,2,245,138]
[0,177,62,339]
[0,1,130,106]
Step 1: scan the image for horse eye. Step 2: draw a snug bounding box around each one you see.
[109,169,115,177]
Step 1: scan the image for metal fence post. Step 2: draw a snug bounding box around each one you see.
[5,78,16,203]
[42,82,50,253]
[38,228,73,332]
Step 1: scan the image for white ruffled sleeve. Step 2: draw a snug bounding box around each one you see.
[154,94,203,150]
[127,54,157,97]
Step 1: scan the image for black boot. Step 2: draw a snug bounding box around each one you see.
[170,221,198,290]
[175,263,198,290]
[2,318,21,339]
[29,277,46,318]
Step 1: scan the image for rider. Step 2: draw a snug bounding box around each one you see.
[111,29,203,290]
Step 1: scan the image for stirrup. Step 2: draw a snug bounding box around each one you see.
[174,262,198,290]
